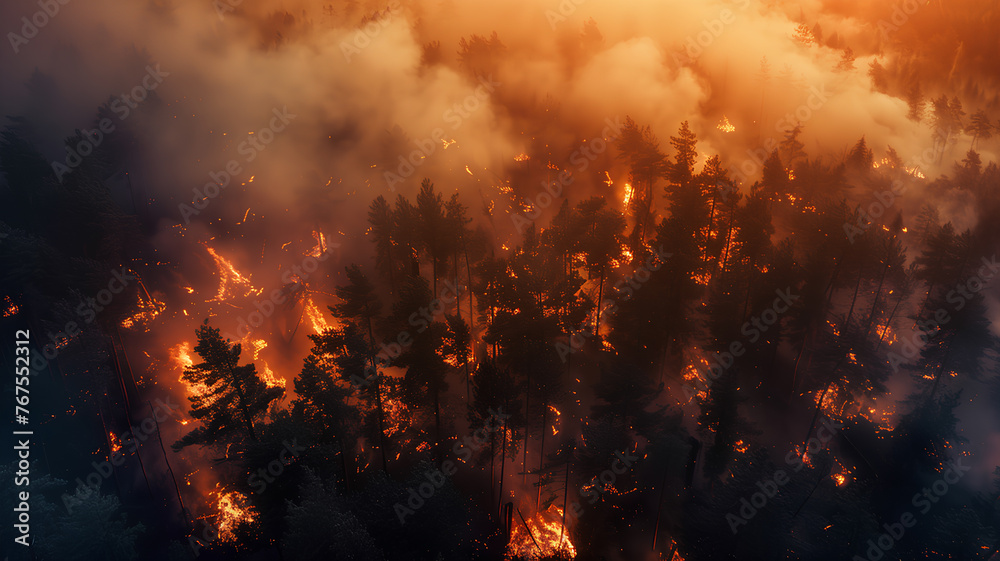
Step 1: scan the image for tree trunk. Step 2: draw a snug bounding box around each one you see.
[876,296,903,352]
[366,316,389,473]
[498,419,508,512]
[844,269,863,328]
[536,403,547,510]
[374,378,389,473]
[433,387,443,462]
[148,400,187,521]
[559,445,573,547]
[863,257,890,338]
[594,268,606,337]
[522,378,530,485]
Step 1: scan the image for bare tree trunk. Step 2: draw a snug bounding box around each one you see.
[594,268,606,337]
[844,269,863,327]
[110,337,155,498]
[559,445,573,547]
[498,419,508,512]
[876,296,903,351]
[864,258,890,338]
[536,403,547,510]
[365,316,389,473]
[522,379,530,485]
[148,400,187,522]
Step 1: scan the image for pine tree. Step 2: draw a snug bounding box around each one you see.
[615,116,668,246]
[417,179,448,295]
[967,109,993,150]
[867,59,888,92]
[779,125,807,168]
[367,195,397,290]
[835,47,855,72]
[668,121,698,189]
[173,321,284,450]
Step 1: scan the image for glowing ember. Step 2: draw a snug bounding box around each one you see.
[210,490,257,543]
[507,506,576,560]
[120,292,167,331]
[514,153,529,162]
[1,296,18,317]
[690,271,711,285]
[877,322,898,345]
[717,115,735,133]
[108,431,122,455]
[383,397,410,438]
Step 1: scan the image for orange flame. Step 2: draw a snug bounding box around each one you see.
[171,341,214,401]
[306,230,328,259]
[204,244,261,302]
[302,295,332,334]
[211,490,257,543]
[507,506,576,560]
[245,338,286,388]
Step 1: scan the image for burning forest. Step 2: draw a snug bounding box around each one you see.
[2,0,1000,559]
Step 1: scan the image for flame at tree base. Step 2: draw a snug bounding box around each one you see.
[507,506,576,560]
